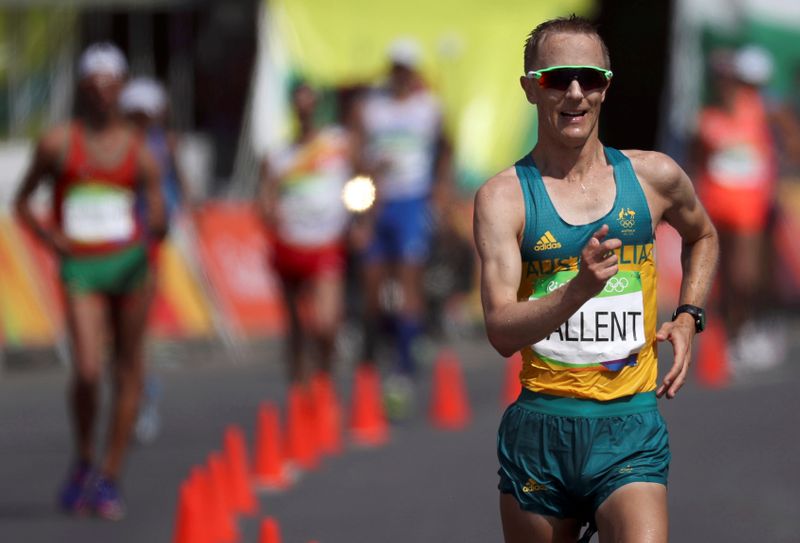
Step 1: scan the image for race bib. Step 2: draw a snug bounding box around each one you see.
[708,143,767,188]
[63,183,135,244]
[278,173,347,245]
[371,133,429,183]
[530,270,645,371]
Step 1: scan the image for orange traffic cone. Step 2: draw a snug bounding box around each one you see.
[195,464,229,543]
[311,371,342,455]
[224,425,257,515]
[258,516,283,543]
[349,363,389,446]
[209,452,239,543]
[429,349,471,430]
[695,318,730,388]
[188,468,213,543]
[173,479,203,543]
[254,402,290,491]
[285,383,319,470]
[502,352,523,406]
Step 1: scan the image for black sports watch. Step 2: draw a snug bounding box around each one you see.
[671,304,706,333]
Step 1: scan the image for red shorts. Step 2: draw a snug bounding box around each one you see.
[270,238,345,283]
[699,183,773,234]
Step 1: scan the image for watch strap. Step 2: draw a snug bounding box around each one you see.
[672,304,705,333]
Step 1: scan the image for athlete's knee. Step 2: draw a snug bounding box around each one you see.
[399,289,425,318]
[312,318,339,344]
[111,354,145,389]
[73,369,101,391]
[727,270,760,299]
[312,300,341,337]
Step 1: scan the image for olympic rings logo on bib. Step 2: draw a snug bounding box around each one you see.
[604,276,629,294]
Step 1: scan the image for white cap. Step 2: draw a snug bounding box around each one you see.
[388,37,422,69]
[78,42,128,80]
[733,45,774,86]
[119,77,167,117]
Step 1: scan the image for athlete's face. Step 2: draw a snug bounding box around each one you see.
[520,32,609,147]
[80,73,124,115]
[389,63,416,96]
[292,85,318,121]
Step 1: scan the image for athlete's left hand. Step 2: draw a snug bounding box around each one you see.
[655,315,696,399]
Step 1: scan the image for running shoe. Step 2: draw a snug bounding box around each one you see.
[135,374,162,445]
[58,461,93,515]
[90,475,126,521]
[383,373,416,422]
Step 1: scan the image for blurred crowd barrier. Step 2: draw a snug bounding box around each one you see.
[12,193,794,352]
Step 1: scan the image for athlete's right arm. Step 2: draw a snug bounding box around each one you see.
[474,171,622,357]
[257,157,280,231]
[14,127,70,255]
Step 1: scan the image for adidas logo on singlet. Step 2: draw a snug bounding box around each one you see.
[534,231,562,251]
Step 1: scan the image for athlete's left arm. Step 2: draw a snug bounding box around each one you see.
[634,151,719,399]
[166,131,195,207]
[138,144,167,240]
[431,129,454,208]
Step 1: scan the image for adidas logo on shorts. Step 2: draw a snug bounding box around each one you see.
[522,478,548,493]
[534,231,562,251]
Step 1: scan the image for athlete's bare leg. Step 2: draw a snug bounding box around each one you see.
[361,259,386,364]
[65,291,107,464]
[719,230,763,336]
[102,285,151,479]
[309,271,344,376]
[280,280,305,383]
[397,261,425,318]
[595,482,667,543]
[500,493,580,543]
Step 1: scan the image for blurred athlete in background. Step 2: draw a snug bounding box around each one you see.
[15,43,165,520]
[120,76,193,444]
[258,82,354,384]
[353,38,453,418]
[693,46,784,373]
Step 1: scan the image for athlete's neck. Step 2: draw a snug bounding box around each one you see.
[390,86,415,101]
[82,109,122,133]
[531,136,606,181]
[297,119,318,143]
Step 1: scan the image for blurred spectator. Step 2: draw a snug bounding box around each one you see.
[120,76,194,228]
[767,63,800,181]
[693,45,785,373]
[13,43,165,520]
[258,82,354,384]
[120,76,192,445]
[352,38,453,419]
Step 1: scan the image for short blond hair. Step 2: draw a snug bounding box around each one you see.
[523,14,610,72]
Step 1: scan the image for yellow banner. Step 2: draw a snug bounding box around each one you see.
[271,0,596,187]
[0,216,56,346]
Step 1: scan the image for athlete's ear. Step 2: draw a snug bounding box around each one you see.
[520,75,537,105]
[600,80,610,103]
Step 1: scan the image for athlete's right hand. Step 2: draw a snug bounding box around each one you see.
[46,230,71,257]
[573,224,622,298]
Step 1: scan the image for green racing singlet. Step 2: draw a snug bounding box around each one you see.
[515,147,658,400]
